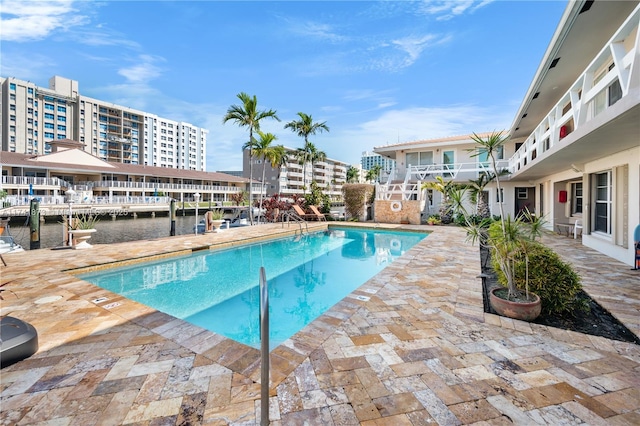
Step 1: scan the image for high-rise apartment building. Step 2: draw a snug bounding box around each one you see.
[243,147,348,200]
[361,151,395,171]
[0,76,207,170]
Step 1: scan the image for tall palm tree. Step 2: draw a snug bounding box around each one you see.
[346,166,359,183]
[285,112,329,194]
[223,92,279,225]
[251,131,278,224]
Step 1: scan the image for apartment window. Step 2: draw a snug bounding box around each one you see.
[592,171,611,234]
[10,94,16,100]
[9,83,16,90]
[44,113,54,120]
[58,116,66,122]
[9,104,16,111]
[572,182,583,215]
[405,151,433,167]
[44,123,55,129]
[44,132,54,138]
[57,105,66,113]
[592,77,623,118]
[27,87,33,94]
[57,125,66,131]
[45,103,55,111]
[443,150,455,177]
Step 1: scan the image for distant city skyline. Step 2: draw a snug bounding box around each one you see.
[1,0,566,171]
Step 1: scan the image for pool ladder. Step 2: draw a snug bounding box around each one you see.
[280,211,309,236]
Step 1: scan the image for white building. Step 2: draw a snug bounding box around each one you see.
[360,151,396,174]
[243,147,348,200]
[375,1,640,267]
[1,76,207,171]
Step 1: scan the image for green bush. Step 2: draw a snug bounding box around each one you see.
[492,241,588,316]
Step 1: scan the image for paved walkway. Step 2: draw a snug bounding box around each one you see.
[1,224,638,425]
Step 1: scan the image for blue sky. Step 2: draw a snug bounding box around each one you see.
[1,0,566,172]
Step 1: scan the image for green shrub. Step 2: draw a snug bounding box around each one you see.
[492,241,588,316]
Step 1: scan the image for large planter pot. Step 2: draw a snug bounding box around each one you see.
[69,229,96,249]
[489,287,541,321]
[211,219,225,233]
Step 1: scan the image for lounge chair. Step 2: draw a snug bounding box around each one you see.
[292,204,316,221]
[309,205,327,221]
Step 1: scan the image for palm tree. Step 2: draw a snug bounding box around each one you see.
[223,92,280,225]
[251,131,278,224]
[422,176,457,223]
[469,131,509,222]
[309,143,327,189]
[346,166,359,183]
[468,173,494,218]
[366,164,382,183]
[285,112,329,194]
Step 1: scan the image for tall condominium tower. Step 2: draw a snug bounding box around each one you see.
[361,151,395,171]
[0,76,207,170]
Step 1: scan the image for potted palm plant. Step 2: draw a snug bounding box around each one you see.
[466,132,543,321]
[206,209,226,232]
[68,213,99,249]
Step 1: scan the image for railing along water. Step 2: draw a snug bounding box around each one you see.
[259,266,270,426]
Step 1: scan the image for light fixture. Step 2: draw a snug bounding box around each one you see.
[65,188,76,246]
[194,192,201,235]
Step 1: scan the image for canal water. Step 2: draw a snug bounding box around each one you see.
[8,213,202,250]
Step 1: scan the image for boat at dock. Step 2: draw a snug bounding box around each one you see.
[0,218,24,254]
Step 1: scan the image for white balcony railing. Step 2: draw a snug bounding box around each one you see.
[408,161,511,180]
[509,5,639,174]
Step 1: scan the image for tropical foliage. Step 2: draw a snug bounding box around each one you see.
[69,213,100,230]
[492,241,587,316]
[365,165,382,183]
[285,112,329,194]
[223,92,279,224]
[230,191,248,206]
[346,166,360,183]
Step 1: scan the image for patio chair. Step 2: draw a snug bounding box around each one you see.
[292,204,315,221]
[573,219,583,239]
[309,205,327,221]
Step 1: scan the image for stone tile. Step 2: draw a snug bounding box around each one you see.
[448,399,502,423]
[3,225,640,426]
[372,392,423,417]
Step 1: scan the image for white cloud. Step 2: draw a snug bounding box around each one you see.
[0,0,87,41]
[117,55,164,84]
[417,0,494,21]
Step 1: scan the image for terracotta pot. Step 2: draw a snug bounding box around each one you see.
[489,287,541,321]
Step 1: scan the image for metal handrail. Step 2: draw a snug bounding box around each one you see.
[259,266,269,426]
[280,210,308,235]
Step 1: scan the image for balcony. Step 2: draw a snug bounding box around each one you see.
[508,5,639,179]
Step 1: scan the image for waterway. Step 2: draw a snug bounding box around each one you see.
[8,213,202,250]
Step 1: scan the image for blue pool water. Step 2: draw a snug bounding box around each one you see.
[79,227,427,349]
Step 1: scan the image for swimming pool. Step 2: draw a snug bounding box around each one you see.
[79,227,427,349]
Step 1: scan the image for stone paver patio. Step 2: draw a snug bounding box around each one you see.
[1,223,639,425]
